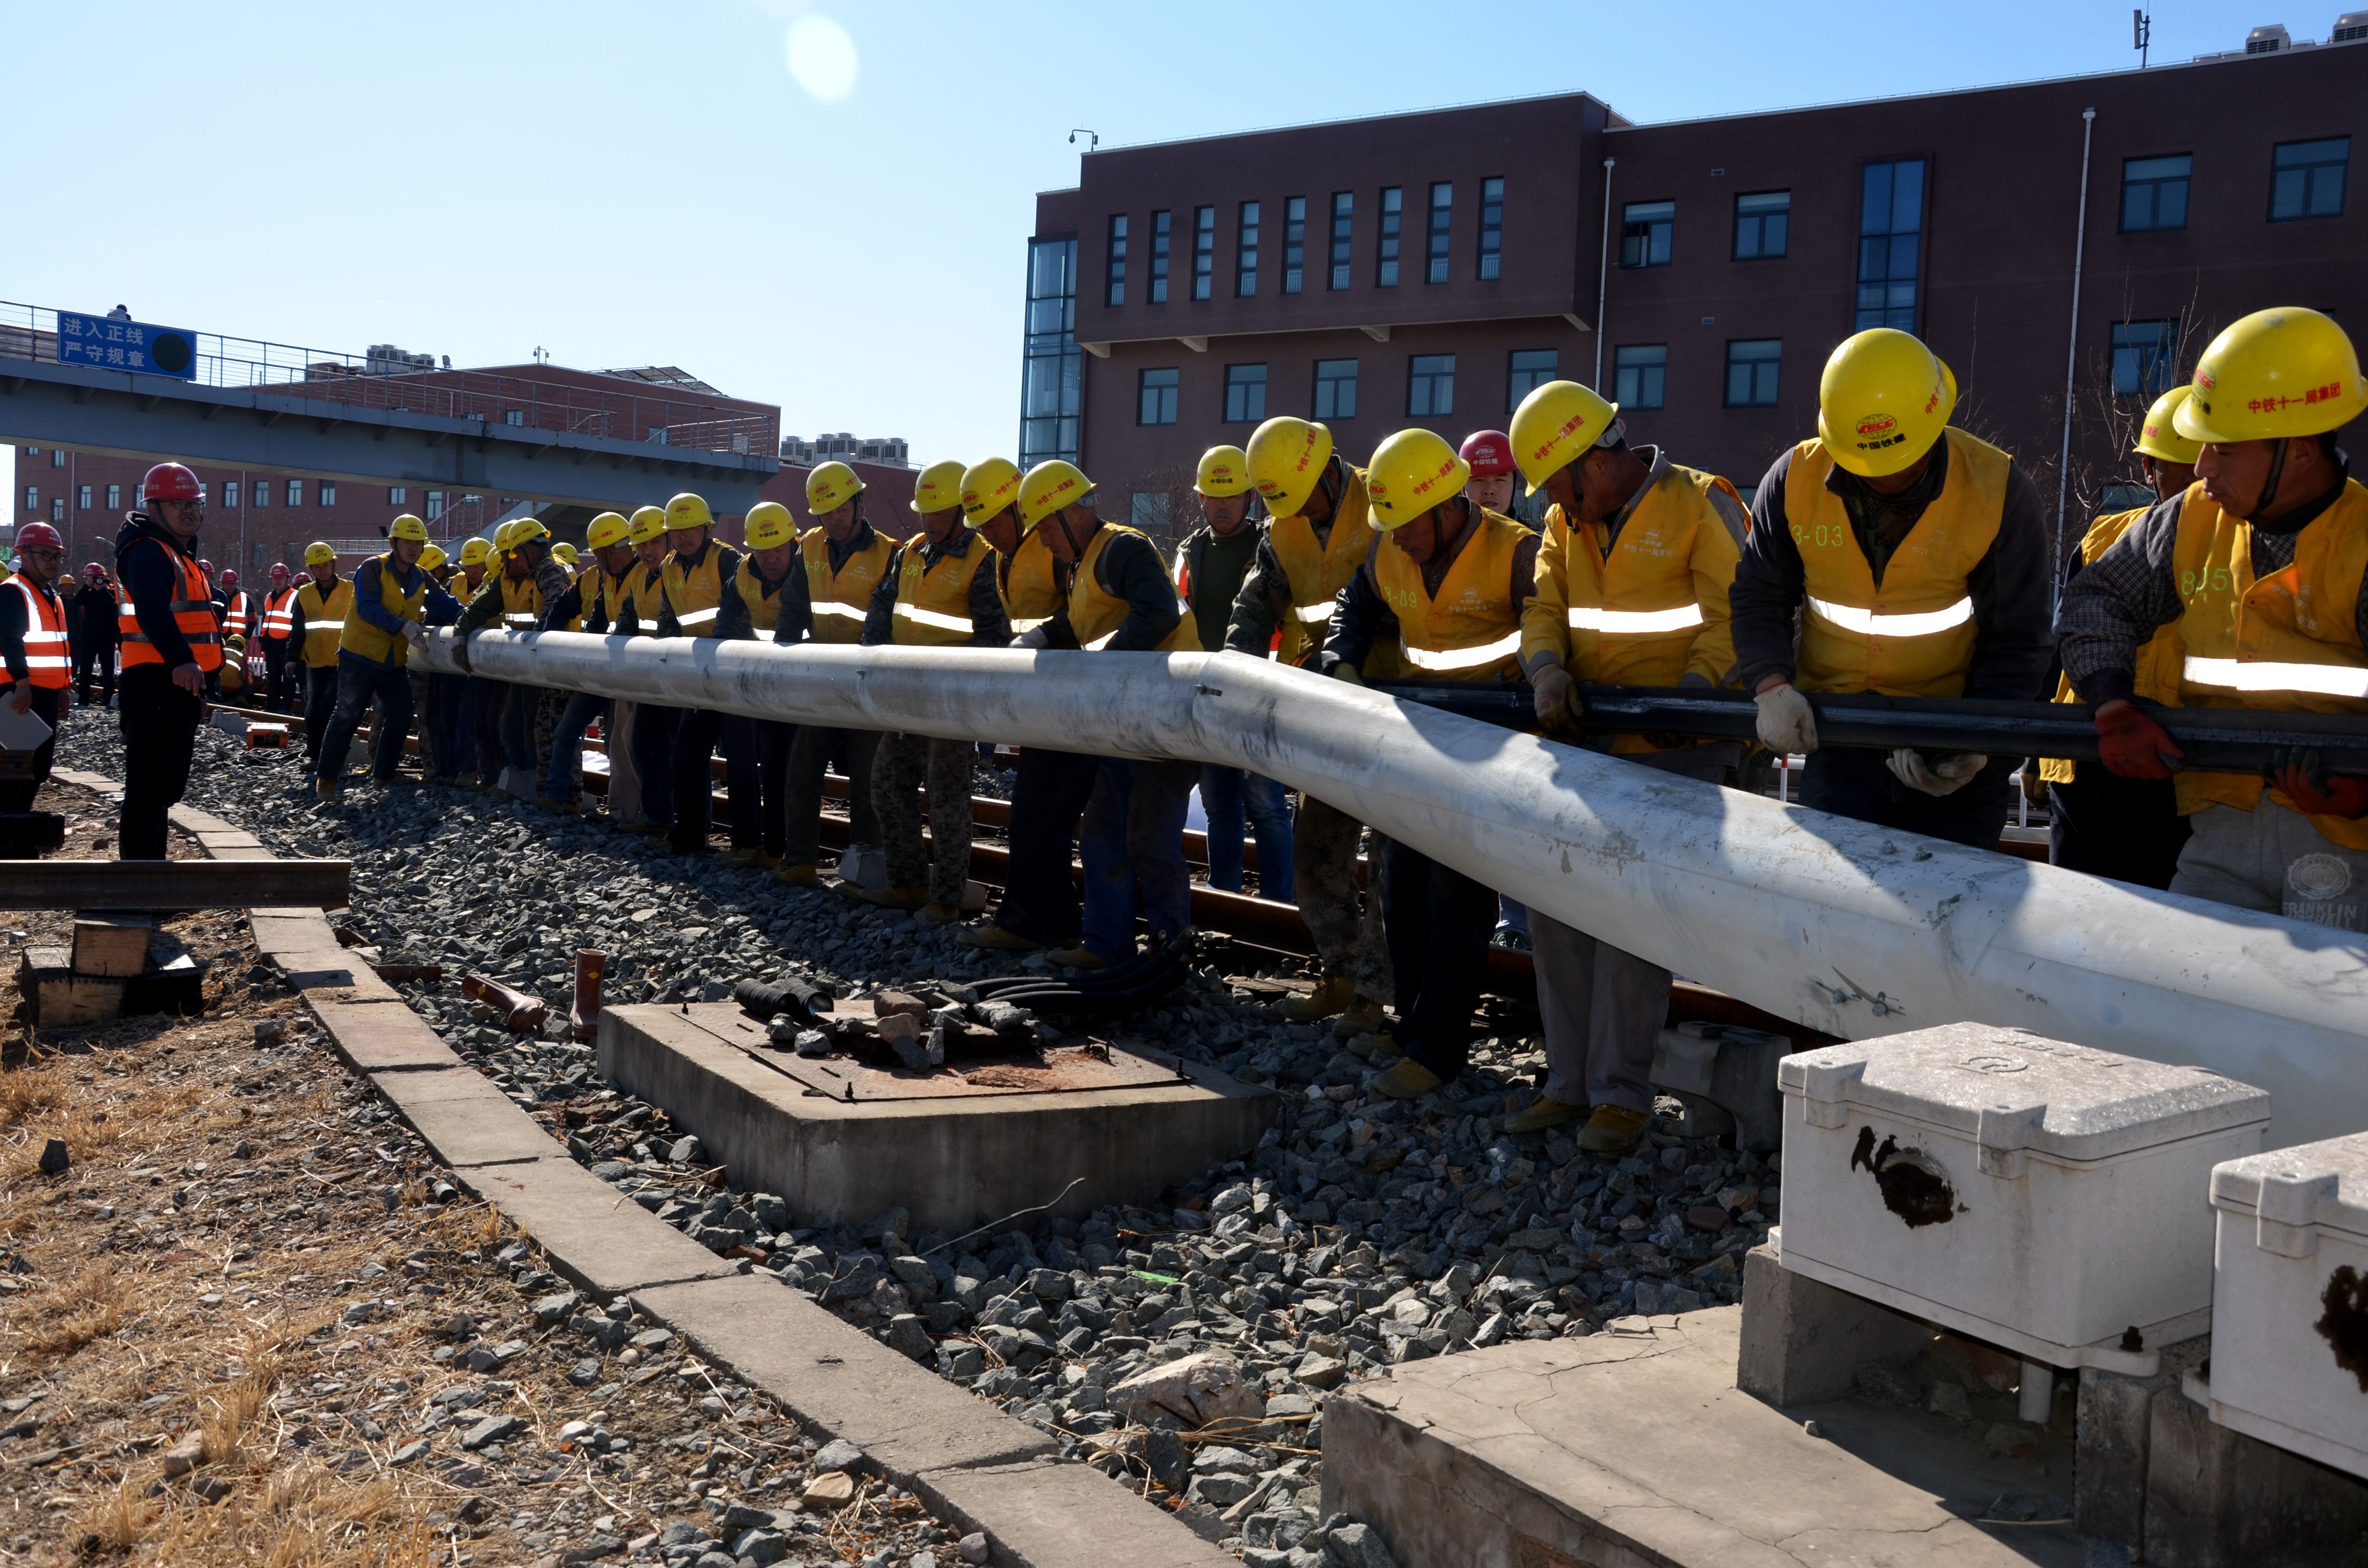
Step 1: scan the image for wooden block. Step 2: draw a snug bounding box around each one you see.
[20,946,124,1029]
[122,940,206,1017]
[71,913,157,978]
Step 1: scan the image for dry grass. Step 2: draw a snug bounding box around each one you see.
[21,1261,128,1358]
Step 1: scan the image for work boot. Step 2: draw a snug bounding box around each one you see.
[1371,1058,1444,1101]
[1048,945,1112,971]
[631,817,671,837]
[1331,997,1388,1038]
[1343,1029,1401,1063]
[1279,974,1356,1022]
[915,901,962,926]
[1576,1104,1653,1154]
[854,884,928,911]
[1504,1095,1585,1134]
[536,792,577,814]
[750,850,784,870]
[957,923,1041,953]
[775,862,822,888]
[313,778,339,803]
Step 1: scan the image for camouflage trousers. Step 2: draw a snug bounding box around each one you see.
[875,731,974,906]
[1292,792,1393,1004]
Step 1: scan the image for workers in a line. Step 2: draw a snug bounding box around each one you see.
[2061,306,2368,928]
[114,463,222,859]
[313,514,460,801]
[655,492,762,859]
[1232,416,1393,1034]
[717,501,812,865]
[1505,380,1748,1151]
[2038,384,2200,888]
[1175,445,1294,902]
[0,522,73,812]
[781,462,896,887]
[259,561,300,713]
[70,561,117,710]
[291,542,350,772]
[862,460,1011,921]
[1731,328,2054,845]
[1323,428,1540,1102]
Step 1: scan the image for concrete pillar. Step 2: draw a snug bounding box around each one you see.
[1735,1245,1930,1407]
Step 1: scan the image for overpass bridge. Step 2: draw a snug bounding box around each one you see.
[0,302,779,515]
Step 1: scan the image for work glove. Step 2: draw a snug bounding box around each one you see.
[1887,748,1989,796]
[1752,681,1818,754]
[1008,626,1050,651]
[401,620,427,653]
[450,635,473,675]
[2093,700,2182,780]
[2271,748,2368,820]
[1530,663,1578,726]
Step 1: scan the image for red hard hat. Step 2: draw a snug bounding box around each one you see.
[142,462,204,503]
[268,562,290,578]
[14,523,63,553]
[220,568,240,587]
[1458,430,1516,478]
[83,563,102,578]
[197,559,215,575]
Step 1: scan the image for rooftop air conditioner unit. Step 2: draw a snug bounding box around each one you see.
[2336,11,2368,41]
[2248,22,2294,50]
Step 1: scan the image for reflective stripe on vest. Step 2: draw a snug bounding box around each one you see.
[262,588,297,638]
[892,537,992,646]
[675,606,720,631]
[733,561,789,635]
[1269,467,1372,665]
[116,542,224,671]
[894,603,973,634]
[1804,595,1975,637]
[7,578,69,687]
[1400,631,1525,672]
[2183,656,2368,699]
[801,529,896,644]
[663,540,727,636]
[1292,601,1336,624]
[1067,525,1198,654]
[1566,603,1704,634]
[997,530,1066,632]
[1371,505,1529,683]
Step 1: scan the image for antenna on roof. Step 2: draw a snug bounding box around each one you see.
[2133,8,2151,66]
[1069,128,1098,151]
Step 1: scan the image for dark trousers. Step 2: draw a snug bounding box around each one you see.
[261,638,297,712]
[0,685,63,813]
[632,705,680,827]
[316,656,414,784]
[447,676,478,775]
[756,719,795,857]
[471,676,531,779]
[990,747,1100,944]
[784,725,881,867]
[670,708,759,853]
[1384,837,1500,1081]
[546,691,608,802]
[1797,747,2016,853]
[119,666,202,859]
[73,641,115,707]
[2049,764,2191,890]
[301,663,339,765]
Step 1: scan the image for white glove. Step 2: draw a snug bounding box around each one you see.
[401,620,427,651]
[1008,626,1050,651]
[1753,682,1818,755]
[1887,748,1989,796]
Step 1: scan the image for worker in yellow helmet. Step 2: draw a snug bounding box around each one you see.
[452,515,568,793]
[406,542,458,784]
[858,461,1011,920]
[2033,385,2202,888]
[1232,416,1394,1033]
[602,504,679,833]
[781,461,899,888]
[1730,327,2052,845]
[311,514,462,801]
[290,540,352,772]
[959,456,1069,633]
[535,512,639,812]
[651,492,761,858]
[716,500,812,867]
[1326,428,1541,1104]
[2062,307,2368,925]
[1504,380,1750,1149]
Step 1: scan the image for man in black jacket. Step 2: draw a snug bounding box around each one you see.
[70,564,118,708]
[114,463,222,859]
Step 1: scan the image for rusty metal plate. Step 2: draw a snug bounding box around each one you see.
[682,1008,1191,1102]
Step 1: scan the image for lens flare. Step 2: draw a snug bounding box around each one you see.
[785,14,858,103]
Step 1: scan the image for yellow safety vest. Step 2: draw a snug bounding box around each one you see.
[1785,429,2011,698]
[621,563,666,629]
[587,565,632,629]
[498,571,543,633]
[296,576,354,668]
[1066,524,1198,653]
[1372,505,1529,681]
[891,537,994,646]
[338,555,430,668]
[2040,505,2183,785]
[1268,465,1374,667]
[733,559,794,636]
[560,566,589,633]
[998,529,1065,633]
[662,539,728,636]
[2169,478,2368,848]
[802,528,897,644]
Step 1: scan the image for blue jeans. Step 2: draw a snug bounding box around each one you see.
[544,691,608,799]
[1079,758,1200,961]
[1200,765,1295,902]
[316,654,415,784]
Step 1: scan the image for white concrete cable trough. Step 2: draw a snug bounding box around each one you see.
[423,629,2368,1148]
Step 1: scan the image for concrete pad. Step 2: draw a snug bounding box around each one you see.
[205,844,276,861]
[600,1004,1276,1235]
[455,1156,740,1298]
[277,946,400,1002]
[631,1273,1056,1476]
[915,1457,1238,1568]
[1322,1307,2084,1568]
[311,998,463,1073]
[370,1066,561,1168]
[247,910,338,956]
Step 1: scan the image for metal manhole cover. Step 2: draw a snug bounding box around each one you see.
[683,1009,1190,1101]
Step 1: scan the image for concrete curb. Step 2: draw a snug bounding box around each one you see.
[55,766,1234,1568]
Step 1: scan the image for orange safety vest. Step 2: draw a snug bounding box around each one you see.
[222,590,254,643]
[261,587,298,640]
[116,540,223,672]
[1371,505,1530,681]
[5,576,70,690]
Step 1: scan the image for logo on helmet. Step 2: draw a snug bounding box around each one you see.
[1855,414,1898,438]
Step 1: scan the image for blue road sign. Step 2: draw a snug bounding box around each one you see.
[55,311,197,380]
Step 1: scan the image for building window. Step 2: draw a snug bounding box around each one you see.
[19,488,32,514]
[2272,137,2349,220]
[219,480,238,508]
[48,450,63,468]
[426,491,445,520]
[1129,492,1172,535]
[1313,358,1358,420]
[1725,339,1782,407]
[1020,237,1082,465]
[2121,155,2191,232]
[286,479,303,506]
[1282,196,1307,295]
[1236,200,1260,297]
[1733,191,1790,259]
[77,484,92,510]
[1328,192,1354,291]
[1620,200,1674,268]
[49,500,62,525]
[1478,176,1504,281]
[1138,367,1180,426]
[320,482,337,506]
[503,408,524,427]
[1615,345,1667,410]
[388,486,407,505]
[1856,159,1925,330]
[1105,214,1128,307]
[1148,211,1172,304]
[1506,349,1559,412]
[1376,187,1403,288]
[2111,319,2180,397]
[1426,182,1453,283]
[1407,354,1456,418]
[1223,364,1268,424]
[252,479,268,507]
[107,484,121,509]
[1191,206,1216,302]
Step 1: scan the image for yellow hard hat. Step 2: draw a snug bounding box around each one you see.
[419,544,449,571]
[493,520,519,552]
[665,493,714,532]
[1018,460,1093,532]
[304,540,336,567]
[1507,380,1622,488]
[806,461,864,514]
[586,512,630,551]
[1246,417,1333,518]
[1365,428,1471,531]
[744,501,797,551]
[2175,306,2368,444]
[511,517,551,549]
[1195,445,1253,499]
[387,513,430,543]
[958,457,1024,529]
[628,505,668,544]
[910,459,968,515]
[458,538,491,566]
[1818,328,1955,478]
[551,541,580,566]
[2134,385,2203,466]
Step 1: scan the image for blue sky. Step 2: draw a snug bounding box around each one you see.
[0,0,2294,521]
